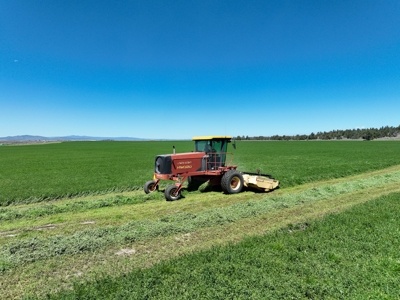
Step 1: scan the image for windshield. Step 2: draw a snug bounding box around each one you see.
[195,140,228,153]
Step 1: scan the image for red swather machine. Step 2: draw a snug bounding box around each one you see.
[144,136,279,201]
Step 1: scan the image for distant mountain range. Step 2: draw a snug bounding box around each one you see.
[0,135,146,141]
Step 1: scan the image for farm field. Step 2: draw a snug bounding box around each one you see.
[1,141,400,299]
[0,141,192,205]
[40,192,400,299]
[1,140,400,205]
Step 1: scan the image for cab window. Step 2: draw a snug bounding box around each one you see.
[195,140,228,153]
[195,140,209,152]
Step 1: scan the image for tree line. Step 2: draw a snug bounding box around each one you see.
[236,125,400,141]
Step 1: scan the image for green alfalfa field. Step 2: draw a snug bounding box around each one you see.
[1,140,400,299]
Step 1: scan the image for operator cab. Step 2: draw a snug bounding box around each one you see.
[192,136,232,170]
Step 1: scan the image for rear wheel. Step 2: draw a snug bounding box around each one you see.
[221,170,244,194]
[164,185,181,201]
[144,180,158,194]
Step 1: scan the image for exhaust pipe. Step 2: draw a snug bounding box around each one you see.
[173,146,175,154]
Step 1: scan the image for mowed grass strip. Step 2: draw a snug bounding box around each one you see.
[1,141,400,205]
[4,164,400,237]
[33,192,400,300]
[3,179,400,300]
[0,192,165,222]
[2,169,400,272]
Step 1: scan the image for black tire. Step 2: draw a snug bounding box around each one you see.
[221,170,244,194]
[164,185,181,201]
[144,180,158,194]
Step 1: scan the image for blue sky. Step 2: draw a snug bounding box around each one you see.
[1,0,399,139]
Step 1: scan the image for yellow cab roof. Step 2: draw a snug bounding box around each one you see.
[192,136,232,141]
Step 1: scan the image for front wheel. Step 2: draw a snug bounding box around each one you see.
[144,180,158,194]
[164,185,181,201]
[221,170,244,194]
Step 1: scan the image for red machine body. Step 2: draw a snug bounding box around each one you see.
[144,135,279,201]
[154,152,236,182]
[144,136,241,200]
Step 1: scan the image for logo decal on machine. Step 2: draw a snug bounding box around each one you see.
[176,161,193,169]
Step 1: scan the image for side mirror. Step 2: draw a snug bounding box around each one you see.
[232,139,236,150]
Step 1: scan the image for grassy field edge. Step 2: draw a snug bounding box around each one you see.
[28,191,400,299]
[2,167,400,299]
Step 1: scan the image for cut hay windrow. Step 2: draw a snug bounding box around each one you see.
[0,192,158,221]
[2,169,400,272]
[3,186,144,207]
